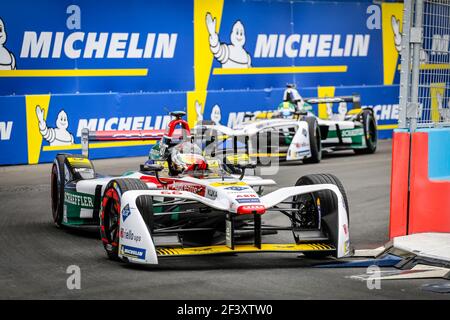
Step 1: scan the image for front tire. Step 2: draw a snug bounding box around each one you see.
[100,178,152,261]
[51,155,68,227]
[303,117,322,164]
[354,109,377,155]
[294,173,349,258]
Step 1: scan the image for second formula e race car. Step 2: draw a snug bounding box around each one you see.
[51,112,351,265]
[193,85,377,164]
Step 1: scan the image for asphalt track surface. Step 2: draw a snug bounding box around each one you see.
[1,140,449,299]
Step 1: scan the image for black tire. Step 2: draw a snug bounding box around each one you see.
[51,154,95,227]
[354,109,377,155]
[303,117,322,164]
[294,173,349,258]
[51,154,68,227]
[100,178,152,261]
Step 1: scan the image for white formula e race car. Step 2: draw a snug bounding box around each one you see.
[193,85,377,164]
[51,112,351,265]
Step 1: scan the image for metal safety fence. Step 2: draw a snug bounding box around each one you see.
[399,0,450,130]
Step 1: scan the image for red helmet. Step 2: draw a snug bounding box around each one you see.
[170,142,207,174]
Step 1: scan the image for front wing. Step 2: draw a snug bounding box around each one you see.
[117,184,350,264]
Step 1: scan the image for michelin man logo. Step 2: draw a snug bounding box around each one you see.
[0,18,16,70]
[36,106,74,146]
[391,15,427,63]
[195,100,222,125]
[206,13,251,68]
[210,104,221,124]
[391,16,402,53]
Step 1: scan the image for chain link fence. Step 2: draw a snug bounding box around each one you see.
[399,0,450,130]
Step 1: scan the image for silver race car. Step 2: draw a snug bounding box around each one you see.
[51,112,351,265]
[194,85,377,164]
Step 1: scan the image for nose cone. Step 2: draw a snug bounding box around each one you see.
[236,205,266,215]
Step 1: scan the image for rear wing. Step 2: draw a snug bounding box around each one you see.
[304,95,361,109]
[81,129,165,157]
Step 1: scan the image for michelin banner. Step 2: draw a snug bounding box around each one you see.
[0,0,406,165]
[0,0,194,95]
[0,92,186,165]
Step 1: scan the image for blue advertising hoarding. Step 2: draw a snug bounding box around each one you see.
[0,0,407,165]
[206,1,386,90]
[0,0,194,95]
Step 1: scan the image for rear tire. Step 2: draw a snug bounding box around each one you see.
[100,178,152,261]
[294,173,349,258]
[303,117,322,164]
[354,109,377,155]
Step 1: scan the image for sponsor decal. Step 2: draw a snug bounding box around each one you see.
[365,104,399,121]
[0,121,13,140]
[20,31,177,60]
[254,33,370,59]
[0,18,16,70]
[63,204,68,223]
[122,204,131,222]
[120,245,146,260]
[225,219,232,248]
[36,106,74,146]
[160,190,183,195]
[210,181,247,187]
[169,182,205,196]
[236,194,257,198]
[206,13,251,69]
[76,115,173,137]
[236,198,261,204]
[206,13,370,72]
[66,157,90,166]
[341,128,364,137]
[64,190,94,208]
[225,186,249,191]
[343,223,348,236]
[302,128,308,137]
[206,188,217,200]
[3,4,177,63]
[296,150,309,156]
[119,228,142,242]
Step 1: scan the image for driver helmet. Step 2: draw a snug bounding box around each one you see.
[277,101,296,118]
[170,142,207,174]
[149,143,162,160]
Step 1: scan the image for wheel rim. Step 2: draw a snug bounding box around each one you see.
[101,188,121,248]
[292,193,319,229]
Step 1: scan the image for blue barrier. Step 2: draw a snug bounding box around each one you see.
[417,128,450,181]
